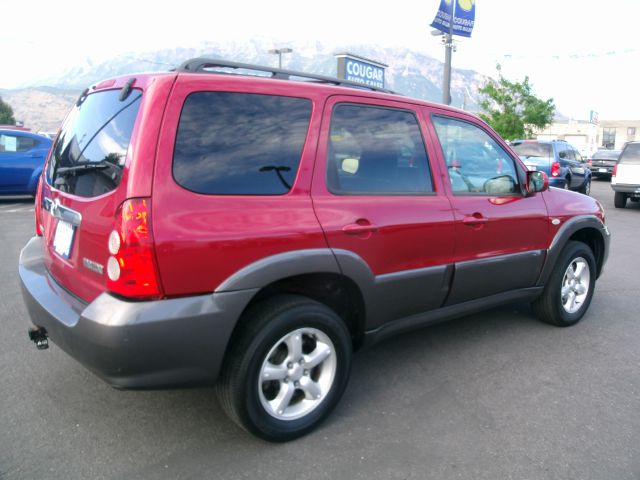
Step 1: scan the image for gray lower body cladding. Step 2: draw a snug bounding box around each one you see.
[19,236,256,388]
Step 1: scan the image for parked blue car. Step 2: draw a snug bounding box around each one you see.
[0,129,52,196]
[511,139,592,195]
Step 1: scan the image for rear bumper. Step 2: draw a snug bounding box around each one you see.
[611,183,640,195]
[19,236,257,388]
[548,177,567,188]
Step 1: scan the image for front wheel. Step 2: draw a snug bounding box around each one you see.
[217,295,352,442]
[532,241,596,327]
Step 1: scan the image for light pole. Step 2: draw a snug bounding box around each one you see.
[268,48,293,69]
[441,0,456,105]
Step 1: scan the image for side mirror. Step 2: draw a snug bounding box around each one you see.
[525,170,548,195]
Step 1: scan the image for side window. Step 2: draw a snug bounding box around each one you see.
[432,116,520,195]
[564,148,576,161]
[173,92,312,195]
[326,104,433,195]
[0,134,38,153]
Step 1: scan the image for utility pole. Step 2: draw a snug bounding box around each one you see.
[442,0,456,105]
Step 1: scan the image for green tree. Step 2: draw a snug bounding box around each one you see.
[0,96,16,125]
[479,64,555,141]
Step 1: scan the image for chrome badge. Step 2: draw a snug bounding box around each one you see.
[82,258,104,275]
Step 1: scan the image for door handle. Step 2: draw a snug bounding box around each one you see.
[462,213,488,226]
[342,222,378,235]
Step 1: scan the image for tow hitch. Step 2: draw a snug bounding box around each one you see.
[28,327,49,350]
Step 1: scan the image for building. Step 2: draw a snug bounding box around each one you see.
[534,119,640,155]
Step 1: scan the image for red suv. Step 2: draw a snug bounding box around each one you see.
[19,59,610,442]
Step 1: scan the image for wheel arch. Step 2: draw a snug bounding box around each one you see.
[537,215,609,286]
[216,250,370,362]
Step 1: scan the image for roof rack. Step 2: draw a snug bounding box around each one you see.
[176,57,395,94]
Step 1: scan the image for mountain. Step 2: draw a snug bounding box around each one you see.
[3,40,489,132]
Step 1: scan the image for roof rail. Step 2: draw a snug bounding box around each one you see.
[176,57,395,94]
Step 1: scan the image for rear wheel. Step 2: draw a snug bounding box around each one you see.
[614,191,627,208]
[532,241,596,327]
[217,295,352,442]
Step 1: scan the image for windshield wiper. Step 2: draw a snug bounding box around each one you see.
[56,160,114,176]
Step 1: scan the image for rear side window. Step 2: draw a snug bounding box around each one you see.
[326,104,433,195]
[0,134,38,152]
[47,89,141,197]
[173,92,312,195]
[620,143,640,165]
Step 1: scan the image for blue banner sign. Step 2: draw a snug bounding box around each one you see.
[431,0,476,38]
[589,110,599,124]
[338,57,385,89]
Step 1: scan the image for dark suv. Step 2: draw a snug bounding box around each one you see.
[511,139,592,194]
[19,59,610,441]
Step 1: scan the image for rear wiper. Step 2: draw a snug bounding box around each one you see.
[56,161,113,176]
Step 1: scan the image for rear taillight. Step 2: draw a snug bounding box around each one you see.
[34,175,44,236]
[613,164,618,177]
[551,162,561,177]
[106,198,162,300]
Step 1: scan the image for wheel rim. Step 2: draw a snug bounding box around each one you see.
[560,257,590,314]
[258,328,337,421]
[585,181,590,195]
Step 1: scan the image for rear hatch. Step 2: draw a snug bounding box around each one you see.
[511,141,552,172]
[614,144,640,184]
[591,150,620,170]
[39,78,161,303]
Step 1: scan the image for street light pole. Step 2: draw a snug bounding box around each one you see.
[268,48,293,69]
[442,0,456,105]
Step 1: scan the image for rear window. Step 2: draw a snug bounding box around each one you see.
[619,144,640,165]
[593,150,620,160]
[172,92,312,195]
[511,142,552,159]
[46,89,141,197]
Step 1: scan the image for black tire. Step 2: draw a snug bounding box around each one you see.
[217,294,352,442]
[532,241,596,327]
[614,191,627,208]
[579,178,591,195]
[563,177,570,190]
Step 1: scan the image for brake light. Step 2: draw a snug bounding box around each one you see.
[613,164,618,177]
[551,162,561,177]
[34,175,44,236]
[106,198,162,299]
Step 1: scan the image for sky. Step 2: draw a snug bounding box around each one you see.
[2,0,640,120]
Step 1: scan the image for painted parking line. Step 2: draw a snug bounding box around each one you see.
[5,208,35,213]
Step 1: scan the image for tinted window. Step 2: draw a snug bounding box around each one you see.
[512,142,552,159]
[0,134,38,152]
[433,116,519,195]
[593,150,621,160]
[47,89,141,197]
[173,92,312,195]
[326,104,433,195]
[620,143,640,165]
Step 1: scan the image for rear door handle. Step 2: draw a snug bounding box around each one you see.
[342,222,378,235]
[462,213,488,226]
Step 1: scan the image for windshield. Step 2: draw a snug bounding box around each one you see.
[46,89,142,197]
[512,142,552,159]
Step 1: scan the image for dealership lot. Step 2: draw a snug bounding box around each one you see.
[1,179,639,479]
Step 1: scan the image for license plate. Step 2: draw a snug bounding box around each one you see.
[598,168,607,172]
[53,220,76,259]
[525,164,537,171]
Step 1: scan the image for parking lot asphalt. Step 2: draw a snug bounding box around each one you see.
[1,179,639,480]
